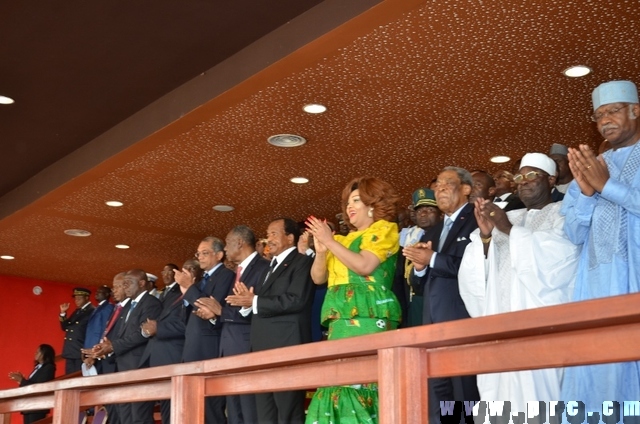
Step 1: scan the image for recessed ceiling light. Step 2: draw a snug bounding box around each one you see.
[267,134,307,148]
[64,229,92,237]
[105,200,124,207]
[290,177,309,184]
[563,65,591,78]
[213,205,235,212]
[0,95,15,105]
[1,255,15,260]
[490,155,511,164]
[303,104,327,114]
[115,244,130,249]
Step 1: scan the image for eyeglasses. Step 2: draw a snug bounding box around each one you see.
[513,171,546,184]
[591,104,629,122]
[194,250,213,258]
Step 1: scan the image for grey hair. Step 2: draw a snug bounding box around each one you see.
[229,225,257,247]
[201,236,225,253]
[443,166,473,187]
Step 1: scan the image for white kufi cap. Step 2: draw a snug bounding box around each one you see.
[520,153,557,176]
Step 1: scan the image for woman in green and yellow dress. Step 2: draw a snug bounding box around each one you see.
[305,176,401,424]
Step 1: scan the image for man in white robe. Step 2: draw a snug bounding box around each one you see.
[459,153,580,414]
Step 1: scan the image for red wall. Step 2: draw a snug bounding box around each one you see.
[0,275,100,389]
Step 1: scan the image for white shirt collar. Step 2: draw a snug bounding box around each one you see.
[272,246,297,270]
[203,262,223,277]
[446,203,467,222]
[237,251,259,276]
[131,290,146,304]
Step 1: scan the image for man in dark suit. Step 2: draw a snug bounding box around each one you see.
[404,167,480,423]
[191,226,268,424]
[83,272,129,424]
[176,236,234,424]
[492,170,526,211]
[227,218,314,424]
[92,269,162,424]
[138,264,186,424]
[59,287,95,374]
[83,285,114,374]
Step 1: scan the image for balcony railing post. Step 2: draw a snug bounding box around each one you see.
[172,375,205,424]
[378,346,428,424]
[52,389,80,424]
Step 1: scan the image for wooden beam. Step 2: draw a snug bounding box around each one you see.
[52,390,79,424]
[428,322,640,377]
[204,356,378,396]
[0,394,53,414]
[79,381,172,405]
[378,347,428,424]
[172,376,204,424]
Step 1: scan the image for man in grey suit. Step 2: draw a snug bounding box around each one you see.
[227,218,314,424]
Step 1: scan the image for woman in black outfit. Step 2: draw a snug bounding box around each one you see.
[8,344,56,424]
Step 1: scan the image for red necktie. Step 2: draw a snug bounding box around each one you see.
[235,266,243,284]
[102,304,123,338]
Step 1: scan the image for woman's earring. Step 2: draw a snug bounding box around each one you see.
[367,208,373,218]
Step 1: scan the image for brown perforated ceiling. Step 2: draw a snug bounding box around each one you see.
[1,0,639,285]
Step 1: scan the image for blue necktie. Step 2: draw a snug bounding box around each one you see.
[125,301,137,322]
[199,272,210,290]
[438,217,453,251]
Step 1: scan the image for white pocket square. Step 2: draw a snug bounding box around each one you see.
[457,236,467,241]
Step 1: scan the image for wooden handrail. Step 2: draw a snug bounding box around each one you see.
[2,293,640,424]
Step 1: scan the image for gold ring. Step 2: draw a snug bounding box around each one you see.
[489,211,496,217]
[586,165,592,169]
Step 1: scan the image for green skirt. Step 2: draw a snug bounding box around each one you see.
[306,282,400,424]
[320,281,401,339]
[306,384,378,424]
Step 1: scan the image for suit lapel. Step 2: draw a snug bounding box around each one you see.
[159,286,181,319]
[441,203,473,252]
[120,293,147,334]
[431,221,444,252]
[259,250,297,294]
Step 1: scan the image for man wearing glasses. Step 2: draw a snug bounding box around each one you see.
[560,80,640,414]
[176,236,234,424]
[459,153,580,413]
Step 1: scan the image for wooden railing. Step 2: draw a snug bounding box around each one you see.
[2,293,640,424]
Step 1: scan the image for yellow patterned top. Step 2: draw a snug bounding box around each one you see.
[326,219,399,287]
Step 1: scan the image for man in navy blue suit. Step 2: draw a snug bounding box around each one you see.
[176,236,234,424]
[83,285,114,374]
[404,166,480,423]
